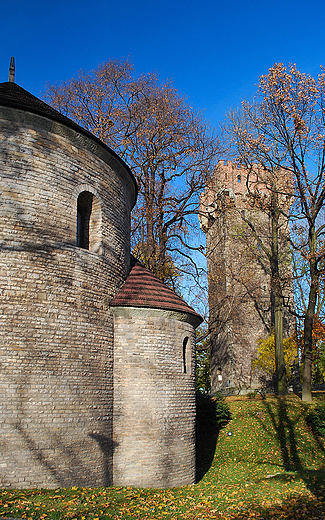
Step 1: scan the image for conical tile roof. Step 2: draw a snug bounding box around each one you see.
[110,256,202,327]
[0,81,78,127]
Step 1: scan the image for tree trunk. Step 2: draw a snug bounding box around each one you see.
[271,206,287,395]
[144,165,156,272]
[274,293,287,394]
[302,301,314,402]
[302,226,318,402]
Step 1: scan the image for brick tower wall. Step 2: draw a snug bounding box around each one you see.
[200,161,294,394]
[0,107,134,488]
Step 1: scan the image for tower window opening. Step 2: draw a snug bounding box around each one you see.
[183,337,189,374]
[77,191,102,253]
[237,175,241,183]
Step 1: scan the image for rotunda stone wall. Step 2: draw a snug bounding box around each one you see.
[0,103,135,488]
[112,307,196,488]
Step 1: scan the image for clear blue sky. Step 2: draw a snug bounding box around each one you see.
[1,0,324,130]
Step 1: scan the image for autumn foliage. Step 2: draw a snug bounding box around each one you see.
[253,331,298,380]
[226,62,325,400]
[44,59,220,286]
[254,318,325,385]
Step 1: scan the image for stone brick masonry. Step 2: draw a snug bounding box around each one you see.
[0,103,133,488]
[200,161,295,395]
[112,309,196,488]
[0,81,200,489]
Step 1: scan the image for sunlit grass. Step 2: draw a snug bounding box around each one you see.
[0,393,324,519]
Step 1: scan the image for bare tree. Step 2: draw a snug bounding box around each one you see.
[225,63,325,401]
[45,59,220,288]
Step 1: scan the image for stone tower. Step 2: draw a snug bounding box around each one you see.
[111,256,201,488]
[200,161,294,395]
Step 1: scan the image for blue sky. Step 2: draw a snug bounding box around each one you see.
[1,0,325,130]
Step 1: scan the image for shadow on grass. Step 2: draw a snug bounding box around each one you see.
[263,468,325,498]
[226,491,325,519]
[195,394,220,482]
[259,395,325,497]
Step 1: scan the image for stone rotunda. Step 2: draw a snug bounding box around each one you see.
[0,72,202,489]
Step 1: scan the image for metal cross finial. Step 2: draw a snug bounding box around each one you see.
[9,57,15,83]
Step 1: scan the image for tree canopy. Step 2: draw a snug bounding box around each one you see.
[226,63,325,400]
[45,59,220,290]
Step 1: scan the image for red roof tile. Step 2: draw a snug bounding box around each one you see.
[110,256,202,325]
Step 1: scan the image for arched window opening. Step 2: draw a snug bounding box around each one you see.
[77,191,92,249]
[183,337,189,374]
[217,367,223,382]
[77,191,102,254]
[237,175,241,183]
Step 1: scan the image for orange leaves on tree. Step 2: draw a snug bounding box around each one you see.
[44,58,221,287]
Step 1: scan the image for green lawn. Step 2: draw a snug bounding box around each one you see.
[1,393,324,519]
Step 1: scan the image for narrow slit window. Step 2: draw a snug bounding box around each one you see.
[77,191,102,253]
[183,337,189,374]
[77,191,93,249]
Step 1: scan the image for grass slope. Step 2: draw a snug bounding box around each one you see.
[0,393,324,519]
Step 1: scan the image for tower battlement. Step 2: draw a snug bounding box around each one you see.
[199,161,293,233]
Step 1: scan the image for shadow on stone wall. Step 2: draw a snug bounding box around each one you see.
[88,433,117,486]
[13,420,115,487]
[11,419,116,488]
[6,340,116,488]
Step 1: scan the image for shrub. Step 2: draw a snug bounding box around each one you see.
[305,402,325,437]
[196,393,232,432]
[214,393,232,429]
